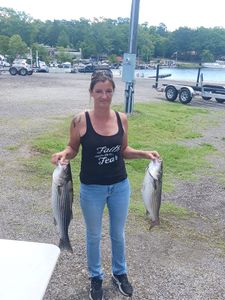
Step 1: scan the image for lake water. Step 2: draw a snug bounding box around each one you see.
[113,67,225,84]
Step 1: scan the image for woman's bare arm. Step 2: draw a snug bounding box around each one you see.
[51,113,83,164]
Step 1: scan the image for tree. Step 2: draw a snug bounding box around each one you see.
[45,20,60,46]
[0,34,9,54]
[156,23,168,36]
[57,30,70,47]
[56,46,72,63]
[79,41,96,59]
[200,49,214,62]
[154,36,169,58]
[2,6,225,63]
[7,34,28,61]
[31,43,49,63]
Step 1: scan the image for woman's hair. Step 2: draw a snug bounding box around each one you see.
[89,70,115,92]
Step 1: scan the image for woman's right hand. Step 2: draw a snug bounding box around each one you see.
[51,145,77,165]
[51,151,67,165]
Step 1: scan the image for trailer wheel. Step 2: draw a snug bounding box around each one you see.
[165,85,178,101]
[215,98,225,103]
[179,88,192,104]
[202,96,212,101]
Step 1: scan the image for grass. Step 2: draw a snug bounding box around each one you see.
[13,102,220,216]
[115,102,218,214]
[160,201,195,217]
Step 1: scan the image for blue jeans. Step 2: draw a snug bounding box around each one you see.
[80,178,130,279]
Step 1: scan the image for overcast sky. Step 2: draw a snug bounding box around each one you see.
[1,0,224,31]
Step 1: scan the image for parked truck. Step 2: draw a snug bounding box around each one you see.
[9,59,33,76]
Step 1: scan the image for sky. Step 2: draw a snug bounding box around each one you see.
[1,0,225,31]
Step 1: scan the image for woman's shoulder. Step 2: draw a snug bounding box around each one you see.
[116,111,128,133]
[71,111,87,128]
[117,111,128,122]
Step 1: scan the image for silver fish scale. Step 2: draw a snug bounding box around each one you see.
[141,159,163,229]
[51,162,74,252]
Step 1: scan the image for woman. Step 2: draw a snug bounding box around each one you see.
[51,70,160,300]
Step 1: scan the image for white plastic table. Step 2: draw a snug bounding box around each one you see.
[0,239,60,300]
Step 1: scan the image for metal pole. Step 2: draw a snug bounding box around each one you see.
[129,0,140,54]
[196,63,202,87]
[155,64,160,89]
[36,50,39,68]
[30,48,33,68]
[124,0,140,114]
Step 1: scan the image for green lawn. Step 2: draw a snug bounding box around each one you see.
[16,101,224,216]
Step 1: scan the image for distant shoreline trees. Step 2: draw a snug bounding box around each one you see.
[1,6,225,64]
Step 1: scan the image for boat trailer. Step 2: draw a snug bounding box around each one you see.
[153,64,225,104]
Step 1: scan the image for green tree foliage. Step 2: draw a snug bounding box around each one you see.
[200,49,214,62]
[7,34,28,61]
[138,24,155,61]
[57,30,70,47]
[31,43,49,63]
[1,6,225,63]
[0,35,9,54]
[56,46,72,63]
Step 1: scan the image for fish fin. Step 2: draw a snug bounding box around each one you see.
[59,238,73,253]
[149,219,160,230]
[57,186,62,197]
[153,178,157,190]
[144,210,149,220]
[53,217,57,226]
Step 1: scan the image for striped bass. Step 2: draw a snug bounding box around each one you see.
[51,161,73,252]
[141,158,163,229]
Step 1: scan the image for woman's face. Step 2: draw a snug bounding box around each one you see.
[90,80,114,108]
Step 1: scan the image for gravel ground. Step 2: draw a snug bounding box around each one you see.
[1,71,225,300]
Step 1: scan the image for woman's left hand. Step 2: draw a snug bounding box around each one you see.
[146,151,160,160]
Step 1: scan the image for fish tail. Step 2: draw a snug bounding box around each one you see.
[59,238,73,253]
[149,219,160,230]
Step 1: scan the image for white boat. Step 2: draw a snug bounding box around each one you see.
[202,61,225,69]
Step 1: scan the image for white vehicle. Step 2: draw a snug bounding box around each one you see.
[0,55,10,72]
[37,61,49,73]
[33,60,49,73]
[62,62,71,68]
[9,59,33,76]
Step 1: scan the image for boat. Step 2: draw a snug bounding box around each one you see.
[202,61,225,69]
[148,73,171,79]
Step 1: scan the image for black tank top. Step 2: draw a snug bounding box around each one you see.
[80,111,127,185]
